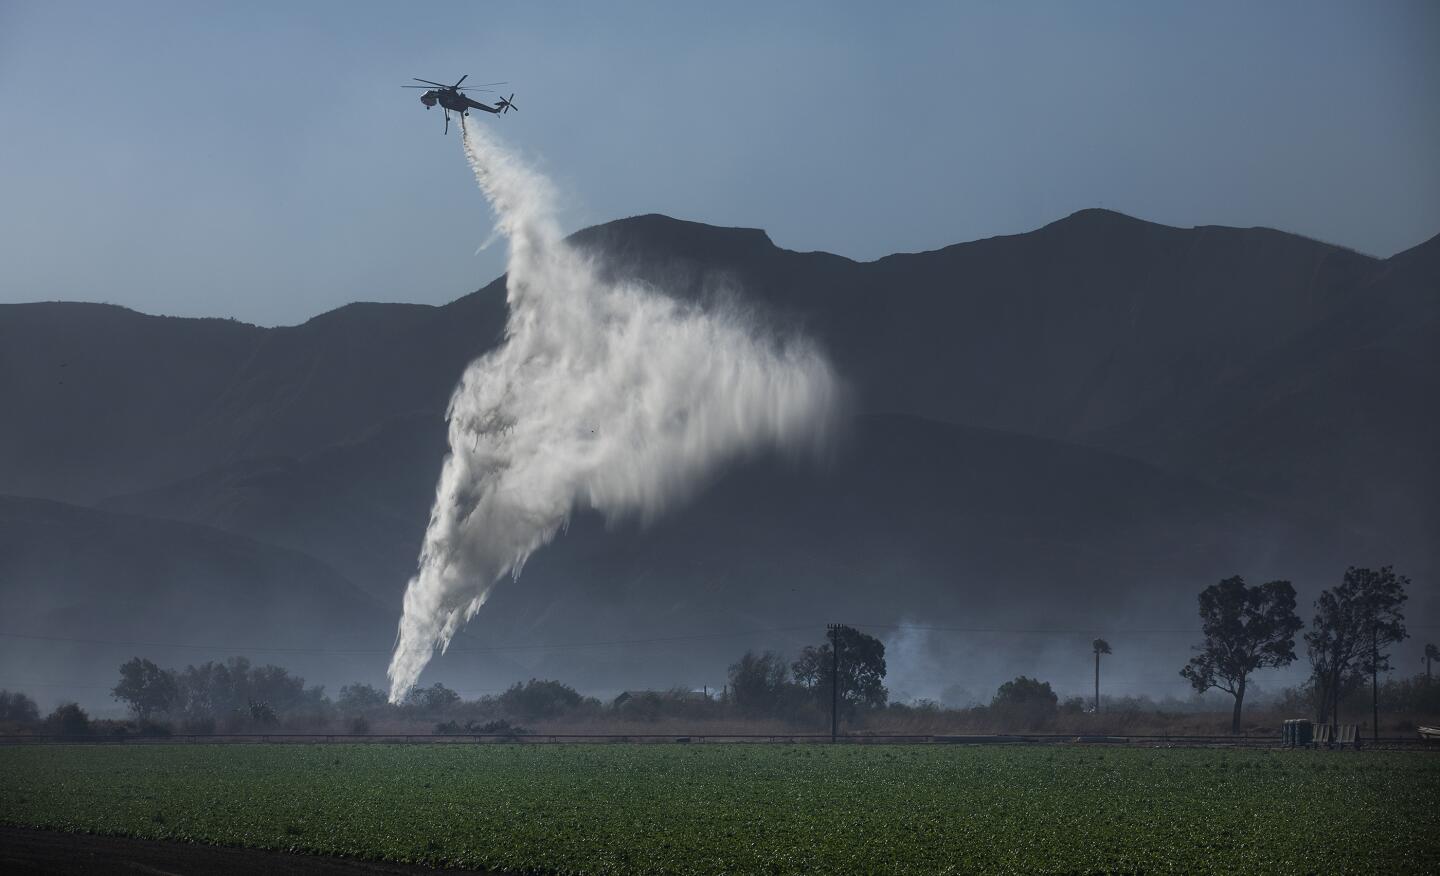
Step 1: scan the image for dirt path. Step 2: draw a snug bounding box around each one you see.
[0,827,503,875]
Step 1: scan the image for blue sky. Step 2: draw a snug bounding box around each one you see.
[1,1,1436,326]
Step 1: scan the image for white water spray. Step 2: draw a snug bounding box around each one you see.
[386,120,843,700]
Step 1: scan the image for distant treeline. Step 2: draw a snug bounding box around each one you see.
[2,651,1437,741]
[1,664,1436,739]
[0,566,1433,737]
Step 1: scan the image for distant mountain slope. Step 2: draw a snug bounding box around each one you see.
[0,296,504,502]
[1105,231,1440,573]
[0,304,261,501]
[2,209,1435,698]
[317,414,1355,693]
[0,209,1386,504]
[100,411,448,601]
[572,211,1432,574]
[574,209,1380,441]
[94,413,1362,694]
[0,494,396,696]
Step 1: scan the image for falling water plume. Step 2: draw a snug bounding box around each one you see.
[387,119,843,700]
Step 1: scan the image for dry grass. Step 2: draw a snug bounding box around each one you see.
[345,707,1439,738]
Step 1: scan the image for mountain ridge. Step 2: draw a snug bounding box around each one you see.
[2,207,1435,701]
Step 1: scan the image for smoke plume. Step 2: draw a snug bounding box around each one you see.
[386,119,843,700]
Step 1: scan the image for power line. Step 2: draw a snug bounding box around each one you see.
[848,622,1202,636]
[0,680,113,689]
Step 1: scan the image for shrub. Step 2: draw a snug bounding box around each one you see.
[476,718,526,736]
[248,700,278,725]
[45,702,91,736]
[91,719,132,737]
[616,691,665,722]
[991,676,1059,729]
[404,683,461,714]
[437,718,528,736]
[728,651,790,717]
[338,683,389,711]
[0,690,40,725]
[500,679,582,721]
[137,719,173,737]
[181,716,216,734]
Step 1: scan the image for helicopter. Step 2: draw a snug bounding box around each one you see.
[403,75,518,135]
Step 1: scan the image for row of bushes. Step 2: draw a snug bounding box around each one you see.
[0,696,175,737]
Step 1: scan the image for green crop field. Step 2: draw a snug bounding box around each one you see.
[1,744,1437,874]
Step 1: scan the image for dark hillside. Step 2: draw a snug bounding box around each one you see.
[2,210,1434,698]
[0,494,395,693]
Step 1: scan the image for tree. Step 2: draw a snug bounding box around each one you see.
[727,650,790,717]
[112,657,179,720]
[247,700,278,725]
[1305,566,1409,732]
[337,683,388,711]
[248,663,318,713]
[1180,576,1302,734]
[497,679,580,720]
[1092,638,1111,713]
[792,625,888,712]
[1427,644,1439,685]
[1307,592,1360,728]
[45,703,91,736]
[404,682,462,714]
[0,690,40,725]
[791,647,823,689]
[991,676,1059,728]
[174,657,323,722]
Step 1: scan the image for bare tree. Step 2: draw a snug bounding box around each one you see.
[1181,576,1302,734]
[1425,643,1438,685]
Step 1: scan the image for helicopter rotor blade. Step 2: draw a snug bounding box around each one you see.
[413,78,450,87]
[453,74,469,87]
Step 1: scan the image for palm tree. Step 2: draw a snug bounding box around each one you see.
[1092,638,1112,713]
[1426,643,1438,685]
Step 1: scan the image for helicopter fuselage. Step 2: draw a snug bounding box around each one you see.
[420,89,496,115]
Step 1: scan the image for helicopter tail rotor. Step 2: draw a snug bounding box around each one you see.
[496,93,519,114]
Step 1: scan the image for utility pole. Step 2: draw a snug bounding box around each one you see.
[1091,638,1110,715]
[827,623,841,744]
[1094,649,1100,714]
[1372,622,1379,744]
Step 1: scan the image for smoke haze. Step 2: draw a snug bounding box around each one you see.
[386,120,844,700]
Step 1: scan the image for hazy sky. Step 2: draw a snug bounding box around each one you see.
[1,1,1436,326]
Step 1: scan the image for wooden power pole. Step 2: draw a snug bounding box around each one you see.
[827,623,840,743]
[1091,638,1110,715]
[1094,649,1100,714]
[1372,622,1379,743]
